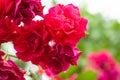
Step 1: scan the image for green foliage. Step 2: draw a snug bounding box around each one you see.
[59,65,79,78]
[76,70,97,80]
[77,7,120,62]
[75,7,120,79]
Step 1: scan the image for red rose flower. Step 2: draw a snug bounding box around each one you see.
[60,43,82,65]
[0,17,17,44]
[0,0,43,24]
[0,51,25,80]
[37,43,81,76]
[45,4,88,46]
[13,20,52,63]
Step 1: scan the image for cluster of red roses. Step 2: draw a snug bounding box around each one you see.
[0,0,87,78]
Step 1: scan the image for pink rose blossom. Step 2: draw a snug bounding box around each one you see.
[45,4,88,46]
[88,50,118,71]
[88,50,120,80]
[98,70,120,80]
